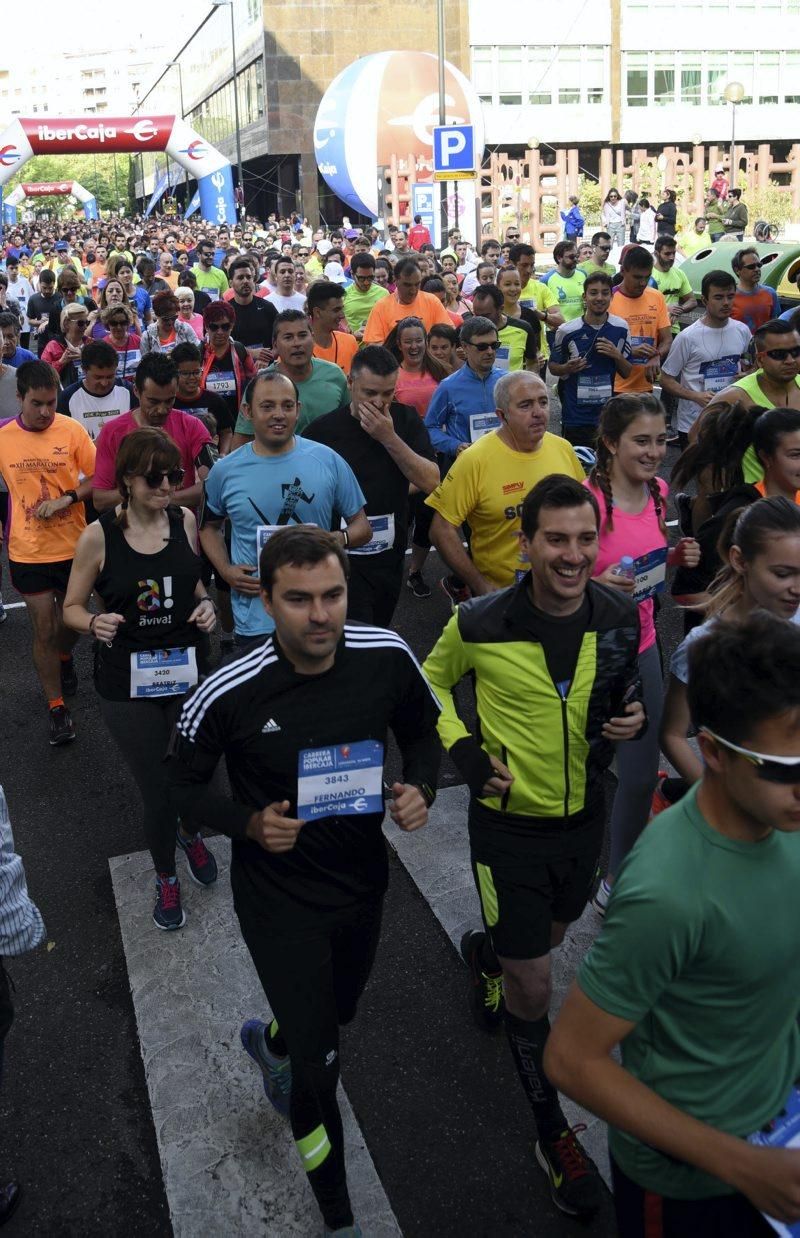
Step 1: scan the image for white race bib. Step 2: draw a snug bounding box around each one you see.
[297,740,385,819]
[577,374,613,405]
[205,370,236,395]
[632,547,668,603]
[348,513,395,556]
[129,647,197,698]
[469,412,501,442]
[494,344,511,372]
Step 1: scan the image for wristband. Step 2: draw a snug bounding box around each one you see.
[342,528,350,549]
[198,596,218,612]
[64,489,79,506]
[88,614,98,637]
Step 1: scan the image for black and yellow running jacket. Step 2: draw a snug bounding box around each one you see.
[422,578,643,823]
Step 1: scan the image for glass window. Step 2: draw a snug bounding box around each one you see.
[528,47,554,106]
[498,46,523,105]
[707,54,729,105]
[785,50,800,101]
[681,58,702,105]
[558,49,581,104]
[584,47,605,104]
[731,51,754,103]
[626,52,649,107]
[471,47,493,97]
[654,53,675,105]
[758,51,779,104]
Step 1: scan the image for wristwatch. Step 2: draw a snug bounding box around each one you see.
[64,489,79,505]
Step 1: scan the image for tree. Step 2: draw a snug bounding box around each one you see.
[4,153,135,214]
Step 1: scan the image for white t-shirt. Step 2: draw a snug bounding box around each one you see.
[661,318,752,432]
[7,276,34,328]
[264,290,307,312]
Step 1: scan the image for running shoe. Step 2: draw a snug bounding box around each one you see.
[175,830,218,886]
[323,1226,362,1237]
[153,874,186,931]
[240,1019,292,1118]
[49,704,76,747]
[60,657,78,697]
[406,571,431,599]
[649,771,672,819]
[592,878,612,916]
[459,928,505,1033]
[440,575,471,609]
[0,1180,21,1226]
[535,1124,602,1216]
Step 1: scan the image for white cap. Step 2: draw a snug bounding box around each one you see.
[715,165,725,173]
[316,239,332,256]
[323,261,347,284]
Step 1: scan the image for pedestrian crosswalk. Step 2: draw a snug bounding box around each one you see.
[110,785,609,1237]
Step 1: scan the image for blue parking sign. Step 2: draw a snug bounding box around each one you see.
[433,125,475,174]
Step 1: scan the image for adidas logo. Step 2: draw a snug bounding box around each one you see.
[261,718,281,733]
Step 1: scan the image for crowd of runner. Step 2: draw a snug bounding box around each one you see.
[1,205,800,1237]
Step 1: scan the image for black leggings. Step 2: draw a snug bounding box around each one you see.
[611,1156,773,1237]
[232,855,383,1231]
[98,695,183,875]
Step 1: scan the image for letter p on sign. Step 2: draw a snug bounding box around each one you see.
[433,125,475,174]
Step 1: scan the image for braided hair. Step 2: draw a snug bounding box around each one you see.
[588,393,668,535]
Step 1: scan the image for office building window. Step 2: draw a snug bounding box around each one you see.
[527,47,554,105]
[471,43,606,107]
[653,53,675,105]
[498,47,523,106]
[681,60,702,104]
[472,46,493,103]
[585,47,605,103]
[626,53,648,106]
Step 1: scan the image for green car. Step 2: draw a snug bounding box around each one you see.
[679,240,800,311]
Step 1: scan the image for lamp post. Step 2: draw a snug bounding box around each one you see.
[723,81,745,189]
[436,0,447,245]
[212,0,244,216]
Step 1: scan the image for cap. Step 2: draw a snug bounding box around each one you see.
[715,165,725,173]
[323,261,347,285]
[55,241,69,251]
[344,228,358,240]
[316,239,332,257]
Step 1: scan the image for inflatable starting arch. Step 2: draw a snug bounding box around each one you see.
[4,181,99,224]
[0,115,235,225]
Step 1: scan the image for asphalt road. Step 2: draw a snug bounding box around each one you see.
[0,440,687,1238]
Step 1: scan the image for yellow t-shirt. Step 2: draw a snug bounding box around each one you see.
[518,279,559,360]
[425,430,584,587]
[0,414,96,562]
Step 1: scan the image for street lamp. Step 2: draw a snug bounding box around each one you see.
[723,81,745,189]
[211,0,244,216]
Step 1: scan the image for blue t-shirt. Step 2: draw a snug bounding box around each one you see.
[552,315,632,427]
[203,437,366,637]
[6,346,36,368]
[130,286,152,324]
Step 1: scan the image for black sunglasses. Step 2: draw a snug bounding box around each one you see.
[142,467,184,488]
[740,261,762,271]
[702,728,800,784]
[762,345,800,361]
[470,340,500,351]
[208,322,232,332]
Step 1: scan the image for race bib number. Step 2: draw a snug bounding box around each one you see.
[469,412,501,442]
[349,513,395,556]
[129,647,198,698]
[204,289,220,302]
[297,740,385,819]
[632,547,668,603]
[577,373,613,405]
[205,370,236,395]
[256,522,317,556]
[748,1085,800,1237]
[116,349,141,379]
[700,355,740,393]
[630,334,654,365]
[494,344,511,372]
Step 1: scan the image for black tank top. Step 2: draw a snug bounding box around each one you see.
[94,506,203,700]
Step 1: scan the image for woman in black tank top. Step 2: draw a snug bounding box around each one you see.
[64,428,219,931]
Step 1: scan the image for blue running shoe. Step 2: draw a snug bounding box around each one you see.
[240,1019,292,1118]
[153,874,186,931]
[175,829,218,886]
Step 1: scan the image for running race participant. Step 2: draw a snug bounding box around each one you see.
[546,612,800,1238]
[649,235,697,333]
[577,232,615,278]
[423,316,504,464]
[660,270,751,445]
[98,305,141,383]
[471,285,539,373]
[63,428,218,931]
[172,342,235,455]
[0,314,35,368]
[549,272,632,447]
[168,526,440,1237]
[192,238,229,301]
[227,256,276,367]
[423,475,644,1218]
[200,371,370,646]
[662,496,800,784]
[731,247,780,334]
[200,299,257,435]
[343,254,388,341]
[263,256,307,312]
[609,246,672,394]
[385,317,449,421]
[539,240,586,349]
[232,312,348,442]
[701,319,800,441]
[57,340,135,444]
[0,361,95,745]
[92,352,211,513]
[305,345,438,625]
[308,282,359,377]
[140,291,200,356]
[363,257,451,345]
[584,395,699,912]
[426,372,584,597]
[507,243,564,367]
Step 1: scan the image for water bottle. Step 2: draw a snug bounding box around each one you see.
[611,555,636,581]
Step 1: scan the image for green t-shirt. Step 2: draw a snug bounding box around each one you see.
[579,783,800,1200]
[734,372,800,484]
[343,283,388,333]
[541,269,586,323]
[651,265,693,334]
[497,315,538,371]
[578,260,615,278]
[234,358,349,436]
[192,264,229,296]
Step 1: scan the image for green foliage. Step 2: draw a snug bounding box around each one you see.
[4,153,135,215]
[577,176,602,228]
[745,182,795,227]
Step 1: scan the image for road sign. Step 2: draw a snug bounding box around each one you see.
[433,124,476,175]
[411,182,439,247]
[433,169,476,182]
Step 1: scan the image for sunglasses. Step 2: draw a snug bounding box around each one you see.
[702,728,800,784]
[142,467,185,489]
[469,340,500,351]
[741,262,762,271]
[208,322,232,332]
[108,319,129,327]
[70,319,89,328]
[761,345,800,361]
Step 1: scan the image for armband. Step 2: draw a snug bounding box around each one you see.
[195,442,220,472]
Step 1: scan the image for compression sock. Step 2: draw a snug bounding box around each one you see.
[504,1010,568,1140]
[266,1017,288,1058]
[48,696,65,711]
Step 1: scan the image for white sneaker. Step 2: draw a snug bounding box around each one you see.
[592,878,612,916]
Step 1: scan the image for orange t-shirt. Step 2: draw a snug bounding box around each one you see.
[0,414,96,562]
[755,479,800,504]
[610,288,671,393]
[363,290,452,344]
[313,331,359,376]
